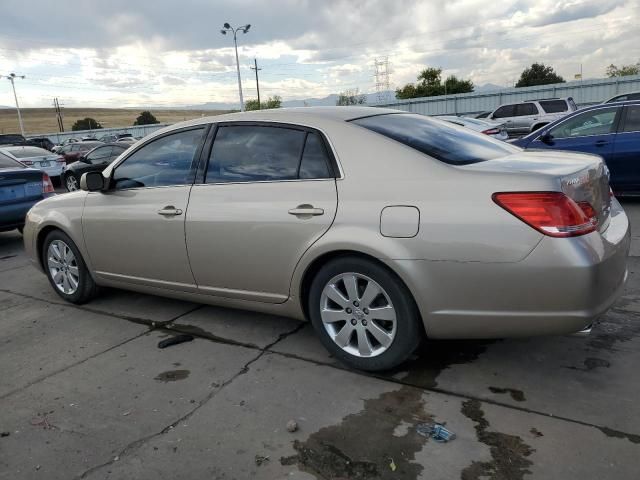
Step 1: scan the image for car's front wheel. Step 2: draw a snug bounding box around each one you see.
[43,230,98,304]
[308,256,423,371]
[65,173,79,192]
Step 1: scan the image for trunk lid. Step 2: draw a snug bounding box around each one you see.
[464,150,612,232]
[0,167,44,205]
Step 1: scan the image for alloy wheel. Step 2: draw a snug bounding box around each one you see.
[47,240,80,294]
[66,175,78,191]
[320,272,397,358]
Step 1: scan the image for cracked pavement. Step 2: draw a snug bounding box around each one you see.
[1,200,639,479]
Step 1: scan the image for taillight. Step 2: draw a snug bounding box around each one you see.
[42,173,55,194]
[492,192,598,238]
[482,128,500,135]
[56,156,65,163]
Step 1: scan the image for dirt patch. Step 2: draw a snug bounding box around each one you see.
[154,370,190,382]
[461,399,534,480]
[587,310,640,353]
[597,426,640,444]
[281,386,432,479]
[488,387,526,402]
[565,357,611,372]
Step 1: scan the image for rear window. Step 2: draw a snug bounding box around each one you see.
[0,151,21,168]
[4,146,50,158]
[351,113,518,165]
[539,100,568,113]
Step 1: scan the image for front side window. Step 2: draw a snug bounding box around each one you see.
[515,103,538,116]
[352,113,519,165]
[539,100,568,113]
[113,127,204,189]
[110,146,127,162]
[549,107,618,139]
[493,105,515,118]
[206,125,306,183]
[622,105,640,132]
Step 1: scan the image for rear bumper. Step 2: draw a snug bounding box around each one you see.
[392,198,630,339]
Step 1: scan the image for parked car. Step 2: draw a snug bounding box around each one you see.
[98,133,133,143]
[487,97,578,136]
[63,143,129,191]
[0,134,28,146]
[23,107,629,371]
[475,111,491,119]
[439,115,508,141]
[0,151,55,233]
[29,137,56,151]
[604,91,640,103]
[512,101,640,195]
[58,141,104,164]
[0,145,65,181]
[115,136,137,144]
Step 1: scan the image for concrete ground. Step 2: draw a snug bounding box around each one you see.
[1,200,639,480]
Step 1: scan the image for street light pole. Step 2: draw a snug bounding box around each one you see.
[221,23,251,112]
[4,73,26,136]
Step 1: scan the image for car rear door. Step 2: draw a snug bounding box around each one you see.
[185,123,338,303]
[82,126,207,291]
[610,104,640,193]
[512,103,539,135]
[528,106,621,164]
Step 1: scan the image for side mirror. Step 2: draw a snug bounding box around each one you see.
[539,132,554,144]
[80,172,105,192]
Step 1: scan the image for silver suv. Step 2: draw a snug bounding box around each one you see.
[488,97,577,136]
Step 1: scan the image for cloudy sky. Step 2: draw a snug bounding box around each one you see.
[0,0,638,108]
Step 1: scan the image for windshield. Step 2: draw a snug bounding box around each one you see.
[351,113,518,165]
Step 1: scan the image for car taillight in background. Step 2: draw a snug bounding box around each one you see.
[481,128,501,135]
[56,156,65,163]
[42,173,55,194]
[493,192,598,238]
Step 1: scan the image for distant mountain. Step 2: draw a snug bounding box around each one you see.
[475,83,506,92]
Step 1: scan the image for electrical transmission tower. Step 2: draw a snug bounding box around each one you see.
[373,57,391,104]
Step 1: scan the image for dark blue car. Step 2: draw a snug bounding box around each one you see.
[0,151,55,233]
[512,101,640,195]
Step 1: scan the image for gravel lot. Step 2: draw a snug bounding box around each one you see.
[1,199,639,480]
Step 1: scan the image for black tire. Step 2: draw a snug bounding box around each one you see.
[42,230,98,304]
[17,226,24,235]
[64,172,80,192]
[308,256,423,371]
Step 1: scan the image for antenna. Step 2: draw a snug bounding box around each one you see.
[373,57,391,104]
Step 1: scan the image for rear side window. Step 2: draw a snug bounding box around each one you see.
[351,114,518,165]
[515,103,538,116]
[549,107,618,139]
[492,105,515,118]
[622,105,640,132]
[539,100,568,113]
[207,125,306,183]
[0,151,21,168]
[299,132,332,179]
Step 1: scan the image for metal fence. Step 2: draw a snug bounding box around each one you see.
[373,74,640,116]
[26,123,170,144]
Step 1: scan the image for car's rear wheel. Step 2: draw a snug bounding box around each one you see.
[43,230,98,304]
[308,256,423,371]
[65,173,79,192]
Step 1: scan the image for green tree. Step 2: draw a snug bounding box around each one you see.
[396,67,474,99]
[336,88,366,106]
[133,110,160,125]
[606,61,640,77]
[71,118,102,131]
[245,95,282,111]
[515,63,565,87]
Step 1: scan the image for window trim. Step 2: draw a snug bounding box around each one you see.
[199,121,341,185]
[107,125,210,191]
[618,104,640,134]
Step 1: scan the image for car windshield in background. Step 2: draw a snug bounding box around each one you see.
[4,146,50,158]
[539,100,568,113]
[351,113,518,165]
[0,151,22,168]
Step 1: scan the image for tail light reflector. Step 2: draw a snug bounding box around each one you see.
[42,173,55,194]
[482,128,501,135]
[493,192,598,237]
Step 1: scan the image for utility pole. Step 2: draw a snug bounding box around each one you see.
[53,97,65,132]
[221,23,251,112]
[250,58,262,108]
[4,73,26,136]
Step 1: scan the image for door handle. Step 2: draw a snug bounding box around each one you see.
[288,205,324,217]
[157,206,183,216]
[595,140,609,147]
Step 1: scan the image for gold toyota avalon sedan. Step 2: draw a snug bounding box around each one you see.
[23,107,630,371]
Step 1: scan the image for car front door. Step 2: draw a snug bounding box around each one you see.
[82,126,208,291]
[491,105,516,135]
[610,104,640,193]
[186,123,338,303]
[528,106,621,165]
